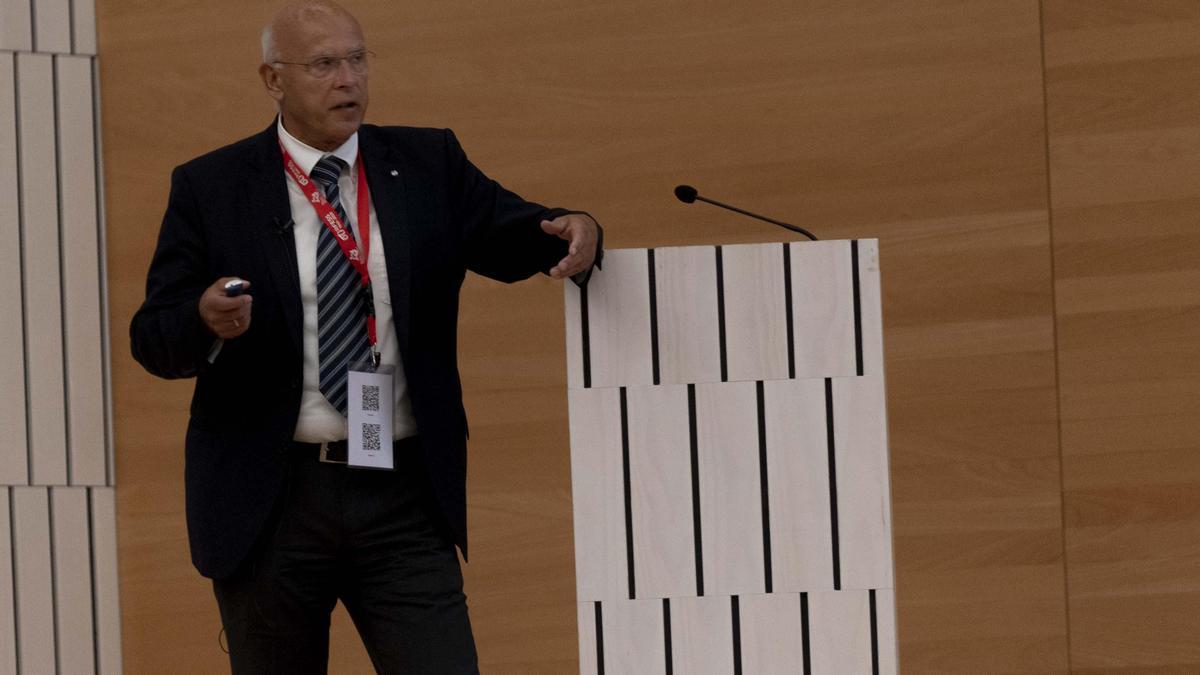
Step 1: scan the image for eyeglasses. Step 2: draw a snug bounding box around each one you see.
[273,50,374,78]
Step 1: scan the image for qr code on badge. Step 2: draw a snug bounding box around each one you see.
[362,422,382,452]
[361,384,380,412]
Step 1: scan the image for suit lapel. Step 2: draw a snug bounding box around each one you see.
[244,121,305,358]
[359,125,412,356]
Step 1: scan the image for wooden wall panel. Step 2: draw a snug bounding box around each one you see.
[1043,1,1200,671]
[57,54,108,487]
[694,381,764,596]
[51,488,96,674]
[34,0,72,54]
[0,0,32,52]
[0,490,15,675]
[0,52,28,487]
[17,53,69,487]
[100,0,1069,672]
[11,488,55,673]
[90,488,123,675]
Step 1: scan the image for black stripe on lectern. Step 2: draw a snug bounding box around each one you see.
[825,378,842,590]
[619,388,635,599]
[800,593,812,675]
[688,384,705,597]
[869,589,880,675]
[647,249,661,385]
[663,598,674,675]
[579,284,592,388]
[851,240,864,377]
[594,601,606,675]
[783,243,796,379]
[731,596,743,675]
[756,381,773,593]
[715,246,728,382]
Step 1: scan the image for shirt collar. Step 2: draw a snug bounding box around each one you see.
[276,117,359,176]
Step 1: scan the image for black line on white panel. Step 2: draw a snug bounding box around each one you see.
[29,0,39,52]
[48,489,61,675]
[89,57,112,488]
[14,55,34,486]
[800,593,811,675]
[715,246,728,382]
[53,55,73,486]
[662,598,673,675]
[782,243,795,379]
[851,240,864,377]
[869,589,880,675]
[594,601,605,675]
[647,249,660,385]
[68,0,76,54]
[756,381,772,593]
[687,384,704,596]
[619,388,635,600]
[579,283,592,388]
[8,489,22,675]
[825,378,842,590]
[86,489,99,674]
[730,596,742,675]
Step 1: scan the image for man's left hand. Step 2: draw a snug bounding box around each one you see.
[542,214,599,280]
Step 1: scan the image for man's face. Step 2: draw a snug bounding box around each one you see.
[261,12,369,150]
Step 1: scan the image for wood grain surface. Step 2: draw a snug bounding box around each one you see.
[1044,1,1200,671]
[97,0,1199,671]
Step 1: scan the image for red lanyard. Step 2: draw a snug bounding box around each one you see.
[280,144,378,348]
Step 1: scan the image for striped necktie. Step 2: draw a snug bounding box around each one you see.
[311,155,372,415]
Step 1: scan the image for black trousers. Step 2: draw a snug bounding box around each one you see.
[212,438,479,674]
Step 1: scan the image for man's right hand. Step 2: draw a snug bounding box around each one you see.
[199,277,253,339]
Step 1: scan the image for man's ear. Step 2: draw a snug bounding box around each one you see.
[259,63,284,102]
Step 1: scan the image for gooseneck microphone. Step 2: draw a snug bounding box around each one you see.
[674,185,818,241]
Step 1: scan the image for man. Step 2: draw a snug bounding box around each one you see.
[130,1,600,672]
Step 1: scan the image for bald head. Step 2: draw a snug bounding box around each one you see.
[262,0,362,63]
[258,0,369,151]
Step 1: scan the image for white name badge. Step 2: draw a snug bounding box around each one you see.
[347,363,395,470]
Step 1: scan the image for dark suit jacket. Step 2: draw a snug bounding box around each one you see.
[131,121,582,579]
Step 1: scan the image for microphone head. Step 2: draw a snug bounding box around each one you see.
[674,184,698,204]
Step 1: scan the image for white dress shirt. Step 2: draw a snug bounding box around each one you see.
[278,120,417,442]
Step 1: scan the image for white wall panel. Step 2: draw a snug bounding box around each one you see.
[0,0,33,51]
[722,243,789,382]
[34,0,72,53]
[17,53,68,486]
[72,0,98,55]
[694,381,763,596]
[568,241,893,673]
[789,240,856,379]
[51,488,94,674]
[809,590,873,674]
[857,239,884,377]
[577,602,599,675]
[0,489,16,675]
[602,598,666,675]
[763,378,834,592]
[566,249,654,390]
[91,488,122,675]
[56,55,106,486]
[12,488,55,673]
[627,385,694,599]
[0,53,28,486]
[655,246,720,385]
[875,588,899,675]
[669,595,733,675]
[569,388,628,602]
[834,375,894,590]
[739,592,803,674]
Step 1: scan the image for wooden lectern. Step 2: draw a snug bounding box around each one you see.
[564,240,896,673]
